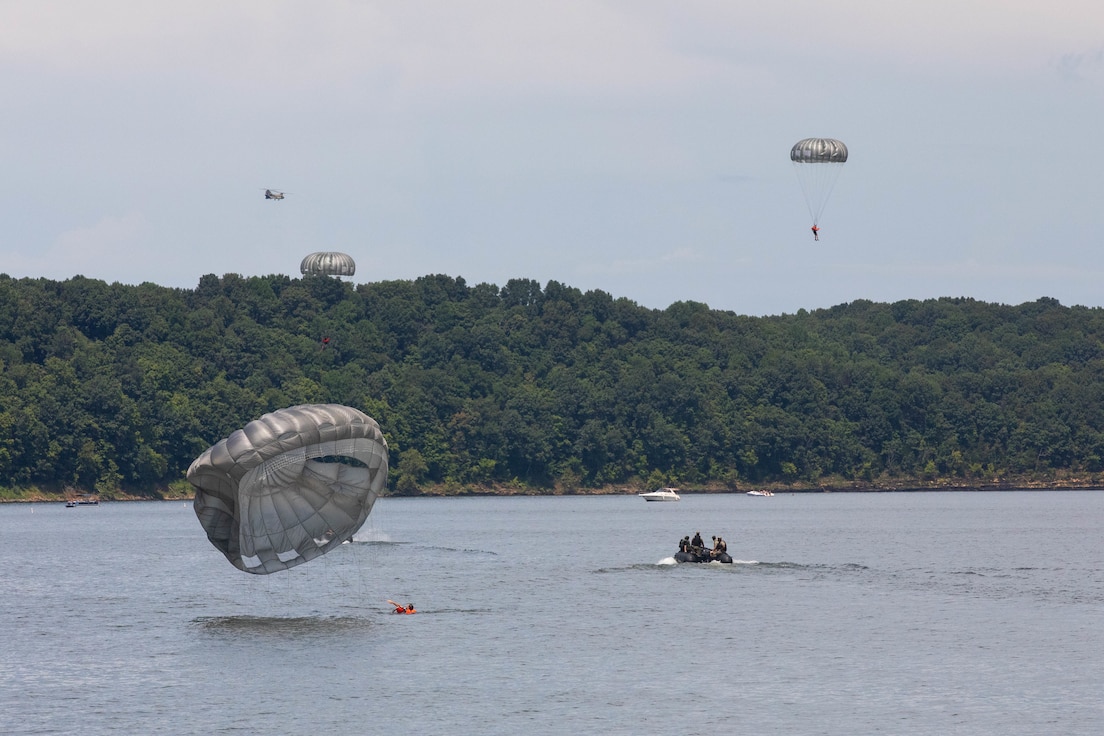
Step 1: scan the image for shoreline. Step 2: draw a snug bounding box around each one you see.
[3,477,1103,503]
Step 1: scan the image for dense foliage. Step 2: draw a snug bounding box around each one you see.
[2,272,1104,496]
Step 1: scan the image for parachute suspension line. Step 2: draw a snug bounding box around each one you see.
[352,492,385,607]
[792,160,845,227]
[815,165,843,227]
[340,529,375,612]
[352,534,373,609]
[790,137,848,228]
[284,566,295,617]
[358,495,390,543]
[256,564,295,617]
[792,161,819,225]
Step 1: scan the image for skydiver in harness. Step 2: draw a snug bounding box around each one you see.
[811,224,820,241]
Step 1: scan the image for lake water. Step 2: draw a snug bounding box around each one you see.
[2,491,1102,735]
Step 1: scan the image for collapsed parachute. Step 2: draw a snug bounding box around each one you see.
[187,404,388,575]
[790,138,848,227]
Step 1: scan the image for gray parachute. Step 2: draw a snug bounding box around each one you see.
[187,404,388,575]
[300,251,356,277]
[790,138,848,227]
[790,138,848,163]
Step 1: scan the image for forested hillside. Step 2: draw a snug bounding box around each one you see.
[2,272,1104,497]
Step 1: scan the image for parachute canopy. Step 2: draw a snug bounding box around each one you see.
[300,251,356,277]
[187,404,388,575]
[790,138,848,227]
[790,138,848,164]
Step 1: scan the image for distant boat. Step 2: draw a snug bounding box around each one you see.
[65,495,100,507]
[746,489,774,497]
[638,487,680,502]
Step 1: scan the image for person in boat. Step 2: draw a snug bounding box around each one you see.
[691,531,704,550]
[710,536,728,559]
[678,536,691,553]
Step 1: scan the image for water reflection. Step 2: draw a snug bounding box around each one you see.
[192,615,373,638]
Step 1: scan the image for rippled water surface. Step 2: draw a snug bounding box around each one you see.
[2,491,1102,735]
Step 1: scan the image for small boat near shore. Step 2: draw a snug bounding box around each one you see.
[746,489,774,497]
[65,495,100,507]
[638,487,680,502]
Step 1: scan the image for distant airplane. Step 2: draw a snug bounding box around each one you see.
[264,189,285,200]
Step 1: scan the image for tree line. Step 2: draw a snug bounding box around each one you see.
[2,272,1103,497]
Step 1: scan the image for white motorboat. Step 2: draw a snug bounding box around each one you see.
[746,489,774,497]
[638,487,680,502]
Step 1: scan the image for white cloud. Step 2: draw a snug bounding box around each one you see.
[0,1,731,100]
[667,0,1104,72]
[16,1,1102,104]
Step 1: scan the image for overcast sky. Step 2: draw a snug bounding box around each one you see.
[3,1,1103,315]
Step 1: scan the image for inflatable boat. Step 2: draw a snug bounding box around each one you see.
[674,549,732,564]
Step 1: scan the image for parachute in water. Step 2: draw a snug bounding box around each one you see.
[187,404,388,575]
[300,251,356,278]
[790,138,848,227]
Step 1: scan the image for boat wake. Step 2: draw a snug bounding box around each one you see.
[349,539,499,557]
[351,529,392,543]
[599,560,870,576]
[420,544,499,556]
[657,556,761,566]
